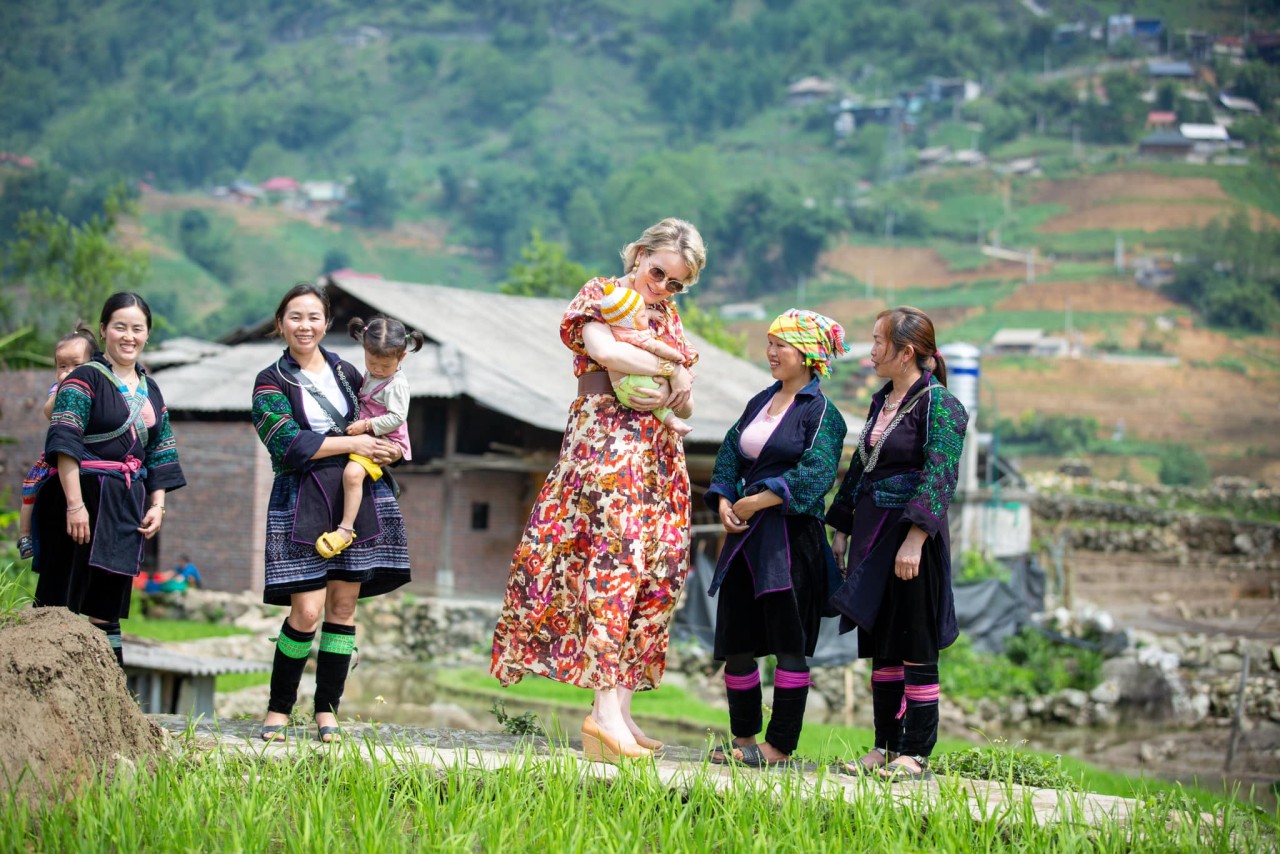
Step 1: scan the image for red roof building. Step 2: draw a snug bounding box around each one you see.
[260,176,300,192]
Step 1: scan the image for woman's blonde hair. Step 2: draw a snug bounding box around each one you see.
[620,218,707,286]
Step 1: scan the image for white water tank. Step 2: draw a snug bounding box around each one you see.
[940,342,981,417]
[940,342,981,493]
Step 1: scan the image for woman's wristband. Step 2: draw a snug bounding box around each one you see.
[66,503,86,514]
[151,504,166,516]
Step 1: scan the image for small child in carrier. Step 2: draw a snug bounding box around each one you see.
[16,325,98,559]
[316,316,424,558]
[598,282,694,437]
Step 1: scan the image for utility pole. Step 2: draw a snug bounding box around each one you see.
[1065,296,1073,352]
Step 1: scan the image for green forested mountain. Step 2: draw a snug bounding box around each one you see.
[2,0,1279,340]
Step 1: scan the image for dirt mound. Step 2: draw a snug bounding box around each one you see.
[0,608,166,804]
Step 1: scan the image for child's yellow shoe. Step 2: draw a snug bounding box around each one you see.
[316,527,355,559]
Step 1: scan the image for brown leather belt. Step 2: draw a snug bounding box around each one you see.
[577,371,614,396]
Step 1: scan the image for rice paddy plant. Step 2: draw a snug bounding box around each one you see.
[0,560,34,619]
[1,731,1274,853]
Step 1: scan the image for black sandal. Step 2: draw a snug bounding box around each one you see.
[316,723,342,743]
[842,747,894,776]
[725,742,814,771]
[706,740,739,765]
[880,754,932,782]
[260,724,288,743]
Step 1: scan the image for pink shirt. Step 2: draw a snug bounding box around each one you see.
[740,399,792,460]
[869,405,895,445]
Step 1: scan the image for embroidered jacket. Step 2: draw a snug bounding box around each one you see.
[251,347,363,474]
[825,371,968,645]
[827,374,967,537]
[705,377,847,597]
[43,355,186,575]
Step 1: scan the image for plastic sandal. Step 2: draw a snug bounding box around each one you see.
[17,535,33,560]
[880,754,932,782]
[706,740,738,765]
[315,527,355,559]
[260,724,288,743]
[723,742,815,771]
[842,747,894,776]
[316,724,342,744]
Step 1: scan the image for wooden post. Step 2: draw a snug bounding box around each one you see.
[1224,653,1251,771]
[436,400,460,593]
[843,665,855,727]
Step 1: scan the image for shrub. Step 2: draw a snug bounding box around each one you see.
[943,628,1103,700]
[490,699,542,737]
[1002,627,1103,696]
[933,739,1080,791]
[955,550,1010,584]
[1156,445,1211,487]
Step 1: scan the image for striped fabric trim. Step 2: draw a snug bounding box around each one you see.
[905,684,940,703]
[871,666,905,683]
[319,631,356,655]
[774,669,811,689]
[275,633,314,660]
[897,683,941,719]
[724,670,761,691]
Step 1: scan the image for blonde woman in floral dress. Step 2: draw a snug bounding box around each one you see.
[491,218,705,763]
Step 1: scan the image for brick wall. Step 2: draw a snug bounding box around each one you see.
[162,422,265,595]
[0,371,59,516]
[395,468,531,597]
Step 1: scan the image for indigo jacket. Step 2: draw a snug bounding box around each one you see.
[825,371,968,646]
[705,377,846,597]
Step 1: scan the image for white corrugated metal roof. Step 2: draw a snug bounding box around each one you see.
[1179,123,1229,141]
[990,328,1044,346]
[158,276,787,440]
[123,643,270,676]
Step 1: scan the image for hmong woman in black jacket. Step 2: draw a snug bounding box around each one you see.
[705,310,849,768]
[252,282,411,743]
[827,306,968,782]
[34,292,186,667]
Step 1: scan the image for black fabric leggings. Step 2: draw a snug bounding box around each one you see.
[724,654,810,755]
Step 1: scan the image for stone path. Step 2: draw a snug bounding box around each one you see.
[153,716,1160,830]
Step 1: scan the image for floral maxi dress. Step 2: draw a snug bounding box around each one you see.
[490,278,697,691]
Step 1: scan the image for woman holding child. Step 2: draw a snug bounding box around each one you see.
[252,282,411,743]
[490,218,704,763]
[33,293,186,668]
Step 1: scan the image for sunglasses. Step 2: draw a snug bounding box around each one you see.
[645,262,687,294]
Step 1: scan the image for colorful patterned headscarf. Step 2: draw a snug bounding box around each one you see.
[767,309,850,378]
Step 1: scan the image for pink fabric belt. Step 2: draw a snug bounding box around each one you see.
[81,455,143,489]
